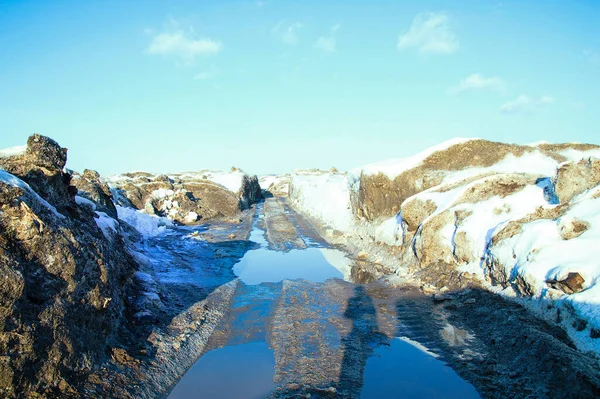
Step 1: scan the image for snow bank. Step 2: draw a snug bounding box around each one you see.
[116,205,172,237]
[359,138,475,179]
[289,171,355,232]
[488,191,600,351]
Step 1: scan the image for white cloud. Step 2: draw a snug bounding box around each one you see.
[315,24,340,52]
[500,95,555,114]
[449,73,505,95]
[146,22,221,61]
[272,21,303,45]
[398,12,459,54]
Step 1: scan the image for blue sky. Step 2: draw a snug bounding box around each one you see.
[1,0,599,176]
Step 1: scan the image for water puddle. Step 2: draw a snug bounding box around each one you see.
[233,247,352,285]
[167,342,275,399]
[360,337,480,398]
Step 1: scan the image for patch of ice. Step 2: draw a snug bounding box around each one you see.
[95,211,118,238]
[75,195,96,210]
[116,205,172,237]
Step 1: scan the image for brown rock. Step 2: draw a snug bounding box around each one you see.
[554,158,600,203]
[558,217,590,240]
[547,272,585,294]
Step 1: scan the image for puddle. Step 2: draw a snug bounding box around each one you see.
[233,247,352,285]
[360,337,480,399]
[167,342,275,399]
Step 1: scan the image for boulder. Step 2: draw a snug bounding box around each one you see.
[557,217,590,240]
[553,158,600,203]
[547,272,585,294]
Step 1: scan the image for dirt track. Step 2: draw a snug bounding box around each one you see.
[98,197,600,399]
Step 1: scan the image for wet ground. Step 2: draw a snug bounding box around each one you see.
[115,197,600,399]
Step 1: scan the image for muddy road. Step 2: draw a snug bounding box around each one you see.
[110,197,600,399]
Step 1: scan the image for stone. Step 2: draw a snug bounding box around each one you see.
[547,272,585,294]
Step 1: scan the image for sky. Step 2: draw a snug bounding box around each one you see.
[1,0,599,176]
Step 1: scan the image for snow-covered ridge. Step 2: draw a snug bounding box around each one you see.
[108,169,246,194]
[358,137,476,179]
[288,138,600,354]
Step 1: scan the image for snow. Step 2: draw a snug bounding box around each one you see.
[75,195,96,210]
[0,169,65,219]
[203,171,244,193]
[151,188,175,199]
[259,174,290,194]
[95,211,118,238]
[0,145,26,158]
[559,148,600,162]
[488,193,600,352]
[439,151,558,187]
[116,205,173,237]
[285,138,600,354]
[289,171,355,232]
[359,138,475,179]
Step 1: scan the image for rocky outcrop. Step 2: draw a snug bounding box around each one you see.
[0,134,77,213]
[0,135,138,398]
[356,140,535,221]
[240,174,262,208]
[553,158,600,203]
[71,169,118,218]
[109,170,262,224]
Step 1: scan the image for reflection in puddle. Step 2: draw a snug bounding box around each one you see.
[441,323,473,347]
[233,247,352,285]
[167,342,275,399]
[361,337,480,399]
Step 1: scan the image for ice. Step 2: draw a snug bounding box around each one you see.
[116,205,173,237]
[75,195,97,210]
[95,211,118,238]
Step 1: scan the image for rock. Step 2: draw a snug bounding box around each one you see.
[239,174,262,209]
[547,272,585,294]
[572,318,588,332]
[0,136,138,397]
[72,169,118,219]
[26,134,67,170]
[464,298,476,305]
[401,197,437,231]
[0,134,76,212]
[553,158,600,203]
[557,217,590,240]
[433,293,453,303]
